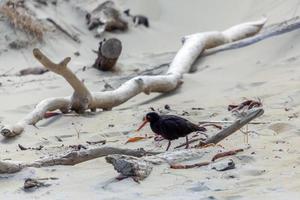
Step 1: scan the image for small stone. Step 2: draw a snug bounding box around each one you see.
[211,159,235,171]
[74,51,80,56]
[164,104,170,110]
[9,40,29,49]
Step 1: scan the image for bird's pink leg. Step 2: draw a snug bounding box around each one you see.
[185,136,189,149]
[166,140,171,151]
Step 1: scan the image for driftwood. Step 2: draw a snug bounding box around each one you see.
[201,108,264,146]
[228,99,262,112]
[46,18,80,43]
[211,148,244,161]
[170,161,210,169]
[93,38,122,71]
[18,67,49,76]
[133,16,300,77]
[1,18,267,137]
[170,150,241,169]
[86,1,128,35]
[0,147,160,174]
[24,178,51,190]
[203,16,300,57]
[106,109,263,180]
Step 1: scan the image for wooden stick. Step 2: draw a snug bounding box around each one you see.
[170,161,210,169]
[202,108,264,146]
[198,120,270,124]
[46,18,80,43]
[211,148,244,161]
[170,148,244,169]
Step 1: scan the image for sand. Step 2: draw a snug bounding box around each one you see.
[0,0,300,199]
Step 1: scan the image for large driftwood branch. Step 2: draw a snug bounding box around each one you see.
[106,108,263,180]
[1,18,266,137]
[203,16,300,56]
[0,147,160,174]
[133,17,300,77]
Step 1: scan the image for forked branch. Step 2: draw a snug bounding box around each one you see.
[1,18,267,137]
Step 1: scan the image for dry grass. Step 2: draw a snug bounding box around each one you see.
[0,2,44,40]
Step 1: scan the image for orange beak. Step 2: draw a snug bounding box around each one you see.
[136,118,149,131]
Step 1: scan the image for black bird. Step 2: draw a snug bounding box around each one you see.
[137,112,206,151]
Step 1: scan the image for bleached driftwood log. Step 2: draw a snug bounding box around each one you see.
[106,108,263,180]
[0,147,159,174]
[134,17,300,77]
[203,16,300,57]
[1,18,267,137]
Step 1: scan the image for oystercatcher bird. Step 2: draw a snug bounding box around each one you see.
[137,112,206,151]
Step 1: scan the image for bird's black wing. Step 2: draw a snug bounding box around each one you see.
[161,115,205,134]
[159,118,182,140]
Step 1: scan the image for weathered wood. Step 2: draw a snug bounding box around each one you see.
[86,1,128,34]
[0,147,160,174]
[106,155,153,181]
[135,17,300,77]
[93,38,122,71]
[202,108,264,146]
[46,18,80,43]
[19,67,49,76]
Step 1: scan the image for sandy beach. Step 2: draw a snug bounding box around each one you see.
[0,0,300,199]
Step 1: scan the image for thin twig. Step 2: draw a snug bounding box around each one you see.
[198,120,270,125]
[18,144,44,151]
[211,148,244,161]
[170,148,244,169]
[0,67,14,77]
[86,140,106,145]
[170,161,210,169]
[46,18,80,43]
